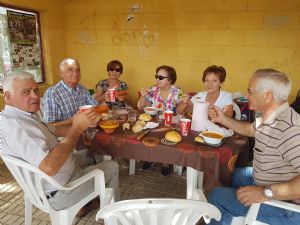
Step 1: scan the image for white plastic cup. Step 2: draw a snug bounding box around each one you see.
[79,105,93,112]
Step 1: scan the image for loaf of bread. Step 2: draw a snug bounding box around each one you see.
[138,113,152,122]
[165,131,182,143]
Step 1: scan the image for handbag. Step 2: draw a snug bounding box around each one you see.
[291,90,300,114]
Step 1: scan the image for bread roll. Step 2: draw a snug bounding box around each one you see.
[195,136,204,143]
[132,124,144,133]
[138,113,152,122]
[165,131,182,143]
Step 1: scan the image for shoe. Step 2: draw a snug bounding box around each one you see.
[160,166,171,177]
[142,162,153,171]
[118,158,129,169]
[76,198,100,217]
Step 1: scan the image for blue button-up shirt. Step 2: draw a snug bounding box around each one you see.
[42,80,98,123]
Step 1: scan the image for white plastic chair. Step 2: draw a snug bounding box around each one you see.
[96,198,221,225]
[232,102,241,120]
[231,200,300,225]
[0,153,114,225]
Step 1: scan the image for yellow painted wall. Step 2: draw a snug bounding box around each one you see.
[1,0,300,109]
[62,0,300,104]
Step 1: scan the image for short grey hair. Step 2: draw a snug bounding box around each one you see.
[59,58,79,71]
[252,68,291,103]
[2,71,35,93]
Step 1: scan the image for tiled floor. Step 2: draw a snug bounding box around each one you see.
[0,159,186,225]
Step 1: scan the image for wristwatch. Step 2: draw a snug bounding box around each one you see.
[263,185,273,199]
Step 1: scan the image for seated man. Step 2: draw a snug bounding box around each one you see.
[43,58,98,127]
[208,68,300,225]
[0,71,119,216]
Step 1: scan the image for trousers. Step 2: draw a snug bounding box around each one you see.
[208,167,300,225]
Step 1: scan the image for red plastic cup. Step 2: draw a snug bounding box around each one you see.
[164,110,173,126]
[79,105,93,112]
[108,88,117,102]
[180,118,191,136]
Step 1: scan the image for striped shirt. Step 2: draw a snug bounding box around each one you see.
[253,103,300,185]
[42,80,98,123]
[0,105,75,194]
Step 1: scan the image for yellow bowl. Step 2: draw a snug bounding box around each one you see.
[99,120,119,134]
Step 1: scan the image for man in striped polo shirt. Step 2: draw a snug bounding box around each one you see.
[208,69,300,225]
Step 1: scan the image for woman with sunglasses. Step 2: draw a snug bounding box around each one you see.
[177,65,233,117]
[95,60,128,108]
[137,65,183,176]
[137,65,183,112]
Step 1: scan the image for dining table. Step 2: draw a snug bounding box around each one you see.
[78,121,249,201]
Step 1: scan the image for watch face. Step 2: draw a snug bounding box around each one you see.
[265,188,273,198]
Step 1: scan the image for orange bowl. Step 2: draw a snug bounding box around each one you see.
[99,120,119,134]
[94,105,109,115]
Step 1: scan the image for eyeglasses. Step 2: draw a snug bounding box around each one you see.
[155,74,168,80]
[109,68,121,73]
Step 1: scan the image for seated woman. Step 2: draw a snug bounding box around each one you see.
[177,65,233,118]
[95,60,128,109]
[137,65,183,176]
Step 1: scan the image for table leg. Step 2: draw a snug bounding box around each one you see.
[186,167,207,202]
[129,159,136,175]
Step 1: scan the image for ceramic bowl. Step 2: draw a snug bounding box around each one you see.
[199,131,224,145]
[143,107,159,115]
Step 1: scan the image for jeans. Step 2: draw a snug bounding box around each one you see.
[208,167,300,225]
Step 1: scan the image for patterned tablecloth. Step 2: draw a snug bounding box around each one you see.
[79,126,249,187]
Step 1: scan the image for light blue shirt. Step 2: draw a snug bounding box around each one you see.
[42,80,98,123]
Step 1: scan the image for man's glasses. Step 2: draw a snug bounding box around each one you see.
[109,68,121,73]
[155,74,168,80]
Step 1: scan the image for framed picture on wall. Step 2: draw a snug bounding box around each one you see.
[0,4,45,89]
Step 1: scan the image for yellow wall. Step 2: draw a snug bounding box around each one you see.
[62,0,300,104]
[1,0,300,109]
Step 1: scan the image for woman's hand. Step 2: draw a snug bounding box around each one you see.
[140,88,149,97]
[116,90,128,101]
[181,93,191,104]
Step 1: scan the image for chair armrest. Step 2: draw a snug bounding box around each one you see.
[264,200,300,213]
[62,169,104,191]
[244,200,300,225]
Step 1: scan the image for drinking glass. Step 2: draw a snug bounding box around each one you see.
[127,109,137,123]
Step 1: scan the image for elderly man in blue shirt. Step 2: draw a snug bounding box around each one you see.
[43,58,98,127]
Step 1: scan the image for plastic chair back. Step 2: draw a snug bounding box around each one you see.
[96,198,221,225]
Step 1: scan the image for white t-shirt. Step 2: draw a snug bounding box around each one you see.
[191,90,233,109]
[1,105,75,194]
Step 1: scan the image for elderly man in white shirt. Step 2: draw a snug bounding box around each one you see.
[0,71,119,216]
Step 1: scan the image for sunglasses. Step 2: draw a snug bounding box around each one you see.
[109,68,121,73]
[155,74,169,80]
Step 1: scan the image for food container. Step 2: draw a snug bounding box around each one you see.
[143,107,159,115]
[99,120,119,134]
[199,131,224,145]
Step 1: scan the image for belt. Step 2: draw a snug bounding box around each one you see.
[46,190,58,199]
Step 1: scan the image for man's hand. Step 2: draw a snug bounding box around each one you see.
[72,109,99,132]
[209,105,227,123]
[237,185,268,206]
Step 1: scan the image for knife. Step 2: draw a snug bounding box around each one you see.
[136,124,173,141]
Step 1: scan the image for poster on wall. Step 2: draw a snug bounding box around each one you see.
[6,10,42,82]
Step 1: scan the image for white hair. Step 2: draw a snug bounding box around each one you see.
[2,71,35,93]
[252,68,291,103]
[59,58,79,71]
